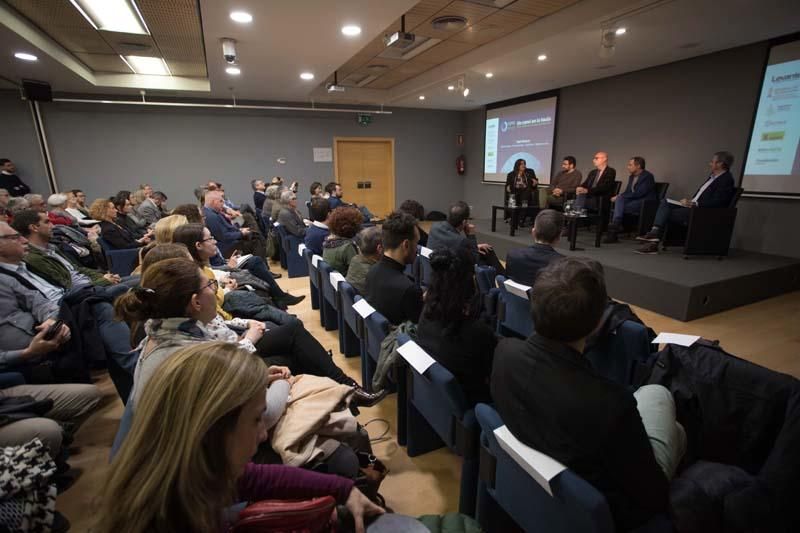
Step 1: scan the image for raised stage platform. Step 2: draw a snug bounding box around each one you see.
[473,218,800,321]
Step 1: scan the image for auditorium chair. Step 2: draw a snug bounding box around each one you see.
[275,224,308,277]
[475,403,672,533]
[97,237,139,277]
[495,275,534,339]
[662,187,744,258]
[358,296,391,393]
[396,333,480,516]
[585,320,656,388]
[303,249,321,312]
[416,246,433,288]
[316,259,339,331]
[621,181,670,236]
[337,281,364,358]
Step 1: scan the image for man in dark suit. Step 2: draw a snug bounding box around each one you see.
[364,211,423,325]
[604,156,657,243]
[574,151,617,211]
[492,257,685,531]
[0,159,31,197]
[505,209,564,286]
[636,151,736,254]
[203,190,251,257]
[427,201,505,274]
[251,178,267,211]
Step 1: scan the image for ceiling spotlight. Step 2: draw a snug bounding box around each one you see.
[300,72,314,80]
[537,54,547,61]
[419,95,425,100]
[230,11,252,23]
[463,88,470,98]
[485,72,493,79]
[600,29,616,58]
[226,66,241,75]
[14,52,38,61]
[447,85,455,91]
[341,25,362,37]
[615,27,626,35]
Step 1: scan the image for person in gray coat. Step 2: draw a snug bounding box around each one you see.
[427,201,505,274]
[276,190,308,237]
[136,191,167,225]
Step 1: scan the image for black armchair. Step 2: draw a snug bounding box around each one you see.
[663,188,744,258]
[622,181,670,236]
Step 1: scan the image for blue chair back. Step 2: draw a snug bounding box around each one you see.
[275,224,288,269]
[475,265,496,296]
[475,403,615,533]
[98,237,139,277]
[585,320,654,387]
[276,226,308,278]
[495,275,534,339]
[305,250,321,312]
[417,249,433,288]
[317,259,339,331]
[360,300,391,391]
[338,281,363,357]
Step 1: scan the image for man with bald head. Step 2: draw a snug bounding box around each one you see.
[203,189,251,257]
[574,151,617,212]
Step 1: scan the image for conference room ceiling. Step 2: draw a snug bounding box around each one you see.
[0,0,798,110]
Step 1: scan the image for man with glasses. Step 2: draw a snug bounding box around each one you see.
[277,190,308,237]
[203,190,252,258]
[427,201,505,274]
[574,151,617,212]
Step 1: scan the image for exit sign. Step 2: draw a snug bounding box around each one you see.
[357,114,372,126]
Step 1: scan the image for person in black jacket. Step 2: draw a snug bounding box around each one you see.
[505,158,538,207]
[364,211,422,325]
[491,257,686,531]
[574,151,617,211]
[89,199,152,250]
[636,151,736,254]
[417,244,497,406]
[399,199,428,247]
[0,159,31,197]
[504,209,564,286]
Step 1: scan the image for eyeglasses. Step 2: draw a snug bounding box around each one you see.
[0,233,23,241]
[200,278,219,292]
[198,236,217,243]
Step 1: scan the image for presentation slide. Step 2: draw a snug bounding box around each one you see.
[483,96,558,184]
[743,39,800,197]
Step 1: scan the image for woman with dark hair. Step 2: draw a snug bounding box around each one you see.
[399,199,427,246]
[171,203,204,223]
[505,158,539,209]
[309,181,323,198]
[90,199,152,249]
[416,244,497,406]
[322,206,362,275]
[113,192,149,238]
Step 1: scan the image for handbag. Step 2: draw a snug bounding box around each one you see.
[231,496,338,533]
[354,452,389,507]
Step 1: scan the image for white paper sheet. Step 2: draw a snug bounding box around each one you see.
[313,147,333,162]
[273,221,280,227]
[329,271,346,290]
[494,425,567,497]
[396,340,436,375]
[652,332,700,347]
[419,246,433,258]
[504,279,532,299]
[666,198,683,206]
[352,299,376,319]
[235,254,253,268]
[311,255,322,268]
[297,243,307,256]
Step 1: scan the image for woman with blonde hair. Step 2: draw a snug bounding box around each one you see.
[153,213,188,243]
[90,198,152,249]
[95,342,383,533]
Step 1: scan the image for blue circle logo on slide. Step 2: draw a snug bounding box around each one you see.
[501,120,508,133]
[501,152,541,173]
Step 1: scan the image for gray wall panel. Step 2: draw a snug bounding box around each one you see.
[0,92,49,195]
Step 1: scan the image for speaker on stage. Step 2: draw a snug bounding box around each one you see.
[21,79,52,102]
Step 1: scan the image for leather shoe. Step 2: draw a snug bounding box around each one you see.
[276,293,305,307]
[351,386,388,408]
[270,271,283,279]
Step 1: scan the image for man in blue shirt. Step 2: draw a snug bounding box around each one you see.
[605,156,656,243]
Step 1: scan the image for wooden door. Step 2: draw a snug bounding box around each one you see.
[334,138,395,218]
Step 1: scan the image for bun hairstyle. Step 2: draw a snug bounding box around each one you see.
[114,257,201,323]
[423,244,478,328]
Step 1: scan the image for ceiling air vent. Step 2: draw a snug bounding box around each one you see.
[431,15,467,31]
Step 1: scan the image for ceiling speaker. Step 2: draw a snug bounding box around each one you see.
[22,79,52,102]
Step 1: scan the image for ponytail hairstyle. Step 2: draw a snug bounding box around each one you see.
[114,257,202,323]
[422,243,478,332]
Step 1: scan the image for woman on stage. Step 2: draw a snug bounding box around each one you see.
[505,158,539,207]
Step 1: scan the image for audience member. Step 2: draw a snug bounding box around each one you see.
[574,151,617,211]
[505,209,564,286]
[112,192,148,237]
[322,206,362,275]
[153,214,188,244]
[203,190,252,257]
[95,342,382,533]
[492,257,686,531]
[136,191,165,225]
[346,226,381,294]
[24,193,46,213]
[0,188,9,208]
[263,184,281,221]
[417,245,497,406]
[546,156,583,209]
[0,159,31,197]
[636,151,736,254]
[46,194,76,226]
[309,181,324,199]
[325,182,375,220]
[427,201,505,274]
[7,196,29,218]
[91,199,152,249]
[70,189,90,217]
[605,157,657,243]
[505,158,538,208]
[171,203,204,224]
[399,199,428,246]
[139,184,153,198]
[66,190,98,225]
[129,188,147,212]
[276,190,307,237]
[365,211,423,324]
[304,197,330,255]
[251,178,267,210]
[0,206,8,224]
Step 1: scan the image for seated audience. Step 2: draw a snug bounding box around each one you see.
[66,190,98,226]
[574,151,617,211]
[7,196,29,220]
[417,245,497,406]
[276,190,307,237]
[427,201,505,274]
[153,214,187,244]
[112,192,148,238]
[546,156,583,209]
[251,178,267,210]
[203,190,252,257]
[303,197,330,256]
[129,188,146,214]
[365,211,423,325]
[605,157,657,243]
[346,226,381,294]
[399,199,428,247]
[95,342,382,533]
[492,257,686,531]
[171,203,204,224]
[0,188,8,209]
[24,193,46,212]
[68,189,90,218]
[136,190,166,225]
[139,183,153,198]
[263,184,281,221]
[505,209,564,286]
[115,256,383,408]
[636,151,736,254]
[90,199,152,249]
[309,181,324,199]
[46,193,76,226]
[322,206,362,275]
[0,158,31,197]
[0,205,8,224]
[326,182,375,220]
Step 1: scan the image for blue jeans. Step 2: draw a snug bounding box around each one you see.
[652,198,690,233]
[612,197,644,224]
[91,301,137,374]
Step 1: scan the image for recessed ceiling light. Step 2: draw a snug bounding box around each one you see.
[70,0,149,35]
[463,88,470,97]
[123,55,170,75]
[226,66,241,75]
[419,95,425,100]
[447,85,455,91]
[537,54,547,61]
[14,52,38,62]
[300,72,314,80]
[230,11,253,23]
[615,27,626,35]
[485,72,494,79]
[341,25,361,37]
